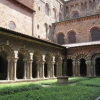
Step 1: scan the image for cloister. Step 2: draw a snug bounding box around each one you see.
[0,44,100,81]
[0,44,63,81]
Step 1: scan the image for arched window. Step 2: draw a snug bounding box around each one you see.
[68,32,76,44]
[59,13,62,21]
[45,3,50,15]
[91,28,100,41]
[45,23,48,39]
[57,33,65,45]
[73,12,79,18]
[53,8,56,19]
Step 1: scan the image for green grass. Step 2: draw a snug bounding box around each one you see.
[0,77,100,100]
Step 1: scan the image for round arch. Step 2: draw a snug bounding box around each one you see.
[90,27,100,41]
[67,31,76,44]
[32,51,42,78]
[0,45,14,80]
[57,33,65,45]
[72,11,79,18]
[17,48,30,79]
[91,53,100,76]
[44,53,53,78]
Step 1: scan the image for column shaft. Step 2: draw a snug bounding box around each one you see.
[29,61,33,79]
[7,58,11,80]
[24,60,27,79]
[14,59,18,80]
[73,61,76,76]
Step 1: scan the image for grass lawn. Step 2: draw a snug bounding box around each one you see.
[0,77,100,100]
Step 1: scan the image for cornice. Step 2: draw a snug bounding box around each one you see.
[54,14,100,25]
[0,27,66,50]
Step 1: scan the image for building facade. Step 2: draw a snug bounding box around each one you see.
[0,0,100,82]
[55,0,100,77]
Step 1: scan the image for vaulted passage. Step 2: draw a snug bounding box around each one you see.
[67,59,73,76]
[80,59,87,76]
[32,60,37,78]
[44,63,47,77]
[95,58,100,76]
[17,54,24,79]
[0,56,7,80]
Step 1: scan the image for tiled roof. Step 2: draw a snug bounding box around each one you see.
[63,41,100,48]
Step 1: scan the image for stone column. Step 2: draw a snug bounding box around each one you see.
[36,60,40,79]
[10,59,14,80]
[56,60,62,77]
[77,61,80,76]
[59,61,63,76]
[63,59,67,76]
[26,60,30,79]
[29,53,33,79]
[86,60,91,77]
[47,62,51,78]
[93,61,96,77]
[48,62,54,78]
[40,61,45,78]
[13,51,18,80]
[29,60,33,79]
[72,60,76,76]
[7,58,11,80]
[13,58,18,80]
[23,59,27,80]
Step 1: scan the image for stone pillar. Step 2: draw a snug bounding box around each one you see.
[13,58,18,80]
[56,60,63,77]
[36,60,40,79]
[59,61,63,76]
[29,60,33,79]
[72,60,76,76]
[13,51,18,80]
[29,53,33,79]
[77,61,80,76]
[40,61,45,78]
[7,58,11,80]
[63,59,67,76]
[48,62,54,78]
[93,61,96,77]
[23,59,27,80]
[10,59,14,80]
[86,60,91,77]
[26,60,30,79]
[47,62,51,78]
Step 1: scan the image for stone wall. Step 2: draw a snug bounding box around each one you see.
[15,0,34,9]
[0,0,33,36]
[54,14,100,44]
[65,0,100,19]
[33,0,64,40]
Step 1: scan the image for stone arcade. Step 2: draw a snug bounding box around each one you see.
[0,0,100,82]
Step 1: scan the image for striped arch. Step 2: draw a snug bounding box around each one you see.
[18,48,30,59]
[33,51,42,61]
[0,44,14,58]
[45,53,53,62]
[75,52,88,61]
[91,51,100,61]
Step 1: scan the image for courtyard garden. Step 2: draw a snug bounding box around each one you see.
[0,77,100,100]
